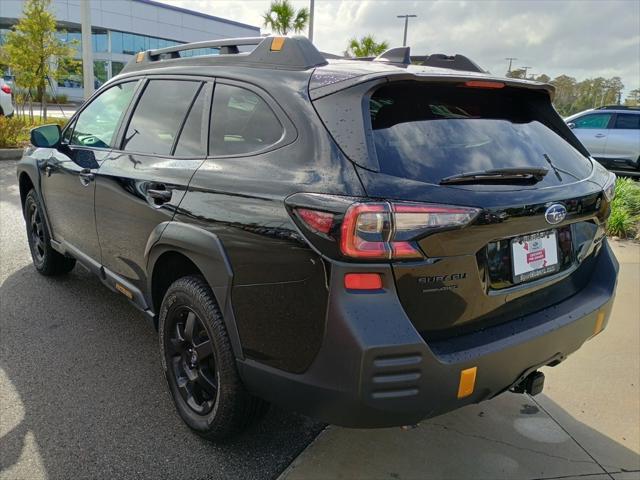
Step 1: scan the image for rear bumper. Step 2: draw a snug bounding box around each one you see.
[238,241,618,428]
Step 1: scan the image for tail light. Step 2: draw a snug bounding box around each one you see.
[293,200,479,261]
[340,202,479,260]
[295,208,334,234]
[1,84,11,94]
[603,171,616,202]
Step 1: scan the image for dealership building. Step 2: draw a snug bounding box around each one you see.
[0,0,260,100]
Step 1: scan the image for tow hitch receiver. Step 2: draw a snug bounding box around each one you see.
[511,371,545,396]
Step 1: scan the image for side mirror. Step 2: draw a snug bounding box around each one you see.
[30,124,61,148]
[567,122,576,130]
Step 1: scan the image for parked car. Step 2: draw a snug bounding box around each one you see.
[0,78,14,117]
[566,106,640,170]
[17,36,619,440]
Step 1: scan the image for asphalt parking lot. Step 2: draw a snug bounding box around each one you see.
[0,160,324,479]
[1,158,639,480]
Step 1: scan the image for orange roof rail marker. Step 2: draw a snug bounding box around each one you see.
[270,37,286,52]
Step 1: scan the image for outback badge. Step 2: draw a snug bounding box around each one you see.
[545,204,567,225]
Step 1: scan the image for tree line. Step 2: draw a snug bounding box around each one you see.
[507,69,638,116]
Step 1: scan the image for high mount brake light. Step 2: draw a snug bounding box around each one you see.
[463,80,505,89]
[340,202,479,260]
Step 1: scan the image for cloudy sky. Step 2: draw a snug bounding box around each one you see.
[160,0,640,96]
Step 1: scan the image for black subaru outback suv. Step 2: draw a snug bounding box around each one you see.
[18,36,618,440]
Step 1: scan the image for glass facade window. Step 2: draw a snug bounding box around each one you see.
[93,60,108,88]
[58,59,83,88]
[181,48,219,57]
[111,30,123,54]
[111,30,182,55]
[112,62,125,77]
[92,31,108,53]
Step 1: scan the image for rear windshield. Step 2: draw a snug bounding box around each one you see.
[369,83,592,184]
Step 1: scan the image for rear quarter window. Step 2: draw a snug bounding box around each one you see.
[209,84,283,156]
[370,83,593,185]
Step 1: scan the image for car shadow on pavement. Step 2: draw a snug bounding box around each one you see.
[0,264,324,480]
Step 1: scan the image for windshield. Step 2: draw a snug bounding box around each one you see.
[370,83,592,185]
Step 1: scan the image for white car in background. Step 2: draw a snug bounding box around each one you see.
[0,78,15,117]
[566,105,640,171]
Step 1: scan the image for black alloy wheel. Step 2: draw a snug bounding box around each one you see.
[166,306,219,415]
[158,275,269,440]
[28,200,46,264]
[23,190,75,275]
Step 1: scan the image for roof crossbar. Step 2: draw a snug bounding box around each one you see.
[148,37,265,59]
[123,36,328,73]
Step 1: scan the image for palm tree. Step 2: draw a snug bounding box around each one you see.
[346,35,389,58]
[262,0,310,35]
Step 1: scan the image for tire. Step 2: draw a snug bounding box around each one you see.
[158,275,268,440]
[24,190,76,276]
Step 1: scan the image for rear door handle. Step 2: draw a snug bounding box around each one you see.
[147,188,172,204]
[79,169,95,186]
[594,133,607,138]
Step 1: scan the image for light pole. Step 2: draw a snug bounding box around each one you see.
[397,14,417,47]
[80,0,94,99]
[505,57,517,73]
[308,0,315,43]
[520,66,532,78]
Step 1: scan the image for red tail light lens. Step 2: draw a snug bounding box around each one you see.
[340,202,479,260]
[1,84,11,94]
[344,273,383,290]
[295,208,334,234]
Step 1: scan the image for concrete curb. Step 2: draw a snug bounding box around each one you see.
[0,148,23,161]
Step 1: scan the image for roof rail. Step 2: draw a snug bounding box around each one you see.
[122,36,328,73]
[596,105,640,111]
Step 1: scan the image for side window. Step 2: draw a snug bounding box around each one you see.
[209,84,283,156]
[71,81,137,148]
[573,113,612,129]
[613,113,640,130]
[122,80,201,155]
[174,86,209,157]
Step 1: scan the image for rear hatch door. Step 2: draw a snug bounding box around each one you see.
[314,75,609,340]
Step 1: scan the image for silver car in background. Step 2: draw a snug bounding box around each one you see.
[566,106,640,170]
[0,78,14,117]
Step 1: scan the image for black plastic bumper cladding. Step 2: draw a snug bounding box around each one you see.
[237,241,618,428]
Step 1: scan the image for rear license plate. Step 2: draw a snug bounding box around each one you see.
[511,230,560,283]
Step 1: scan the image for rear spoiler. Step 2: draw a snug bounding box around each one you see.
[309,68,555,101]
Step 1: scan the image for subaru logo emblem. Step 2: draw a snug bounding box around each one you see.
[545,204,567,225]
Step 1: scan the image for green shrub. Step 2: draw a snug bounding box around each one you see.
[0,115,67,148]
[607,177,640,239]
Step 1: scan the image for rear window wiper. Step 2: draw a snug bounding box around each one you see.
[439,167,549,185]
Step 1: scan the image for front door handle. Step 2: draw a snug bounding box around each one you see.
[147,188,172,204]
[79,169,95,187]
